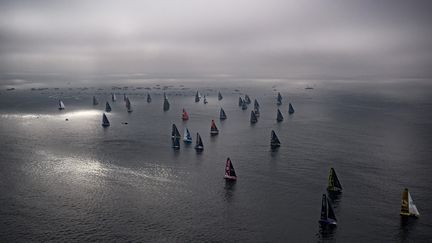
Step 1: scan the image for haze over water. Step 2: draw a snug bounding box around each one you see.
[0,79,431,242]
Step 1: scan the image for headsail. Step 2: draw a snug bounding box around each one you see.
[102,113,110,127]
[220,107,227,120]
[327,168,342,192]
[105,102,112,112]
[276,109,284,122]
[224,157,237,180]
[289,103,295,114]
[250,110,258,123]
[210,120,219,135]
[271,130,281,148]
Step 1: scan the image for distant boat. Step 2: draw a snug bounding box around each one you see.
[254,99,260,117]
[224,157,237,181]
[102,113,110,127]
[172,137,180,150]
[250,110,258,123]
[111,93,117,102]
[319,194,337,225]
[58,100,65,110]
[123,94,127,101]
[276,109,284,122]
[244,94,251,104]
[327,168,342,192]
[305,86,314,90]
[210,120,219,135]
[183,127,193,143]
[238,97,243,106]
[195,132,204,152]
[277,92,282,105]
[241,100,247,110]
[126,97,133,112]
[220,107,227,120]
[203,95,208,104]
[163,93,170,111]
[218,91,223,100]
[93,96,99,105]
[172,124,181,138]
[105,102,112,112]
[182,108,189,120]
[195,91,200,102]
[147,93,152,103]
[400,188,420,217]
[288,103,295,114]
[270,130,280,148]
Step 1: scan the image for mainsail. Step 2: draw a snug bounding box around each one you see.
[210,120,219,135]
[400,188,420,217]
[250,110,258,123]
[172,124,181,138]
[182,109,189,120]
[327,168,342,192]
[224,157,237,180]
[270,130,281,148]
[105,102,112,112]
[126,97,133,112]
[319,194,337,225]
[276,109,284,122]
[163,93,170,111]
[218,91,223,100]
[220,107,227,120]
[195,132,204,151]
[289,103,295,114]
[183,128,192,143]
[102,113,110,127]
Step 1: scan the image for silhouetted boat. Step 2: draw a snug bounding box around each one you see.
[244,94,251,104]
[182,108,189,120]
[203,95,208,104]
[276,109,284,122]
[210,120,219,135]
[277,92,282,105]
[147,93,152,103]
[241,100,247,110]
[250,110,258,123]
[254,99,260,117]
[58,100,65,110]
[126,97,133,112]
[238,97,243,106]
[93,96,99,105]
[195,91,200,102]
[319,194,337,225]
[102,113,110,127]
[195,132,204,152]
[163,93,170,111]
[220,107,227,120]
[218,91,223,100]
[327,168,342,192]
[224,157,237,181]
[111,93,117,102]
[183,127,192,143]
[105,102,112,112]
[172,137,180,150]
[289,103,295,114]
[400,188,420,217]
[270,130,280,148]
[172,124,181,138]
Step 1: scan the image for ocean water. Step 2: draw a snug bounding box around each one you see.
[0,79,431,242]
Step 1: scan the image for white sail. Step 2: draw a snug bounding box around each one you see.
[408,192,420,216]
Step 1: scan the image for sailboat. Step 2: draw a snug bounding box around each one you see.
[93,96,99,105]
[224,157,237,181]
[123,93,127,101]
[182,108,189,120]
[218,91,223,100]
[111,93,117,102]
[172,124,181,138]
[250,110,258,123]
[125,97,133,112]
[163,93,170,111]
[238,97,243,106]
[58,100,65,110]
[319,194,337,225]
[210,120,219,135]
[203,95,208,104]
[400,188,420,217]
[220,107,227,120]
[254,99,260,109]
[183,127,193,143]
[276,109,284,122]
[195,91,200,102]
[327,168,342,192]
[277,92,282,105]
[270,130,281,148]
[289,103,295,114]
[244,94,251,104]
[102,113,110,127]
[105,102,112,112]
[241,100,248,110]
[147,93,152,103]
[195,132,204,151]
[172,137,180,150]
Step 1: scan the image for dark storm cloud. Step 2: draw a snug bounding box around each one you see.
[1,0,432,79]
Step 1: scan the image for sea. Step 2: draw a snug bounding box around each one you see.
[0,78,431,242]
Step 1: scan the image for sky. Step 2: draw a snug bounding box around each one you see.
[0,0,432,81]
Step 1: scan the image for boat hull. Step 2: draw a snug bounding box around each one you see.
[210,131,219,135]
[102,123,110,127]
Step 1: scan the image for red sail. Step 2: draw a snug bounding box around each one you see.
[182,109,189,120]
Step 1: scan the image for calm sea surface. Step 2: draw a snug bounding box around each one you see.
[0,79,431,242]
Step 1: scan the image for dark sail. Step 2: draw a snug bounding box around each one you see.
[126,97,133,112]
[238,97,243,106]
[229,161,237,177]
[254,99,260,109]
[224,157,237,180]
[163,93,170,111]
[327,198,337,221]
[277,92,282,105]
[220,108,227,120]
[195,133,204,151]
[241,100,247,110]
[147,93,152,103]
[172,124,181,138]
[172,137,180,150]
[320,194,328,220]
[271,130,281,147]
[328,168,342,192]
[195,91,200,102]
[244,94,251,104]
[276,109,284,122]
[218,91,223,100]
[111,93,116,102]
[289,103,295,114]
[105,102,112,112]
[250,110,258,123]
[102,113,110,127]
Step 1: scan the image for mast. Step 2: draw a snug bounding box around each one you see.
[105,102,112,112]
[276,109,284,122]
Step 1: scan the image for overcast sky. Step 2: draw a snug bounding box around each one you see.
[1,0,431,80]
